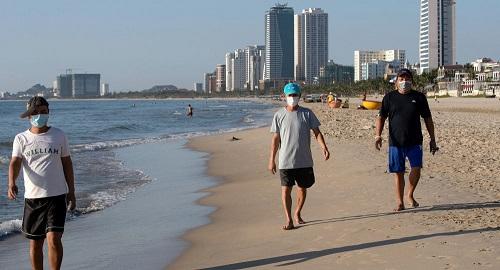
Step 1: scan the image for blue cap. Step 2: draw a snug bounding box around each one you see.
[283,83,301,95]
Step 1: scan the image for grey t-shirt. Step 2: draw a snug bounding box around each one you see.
[270,106,321,169]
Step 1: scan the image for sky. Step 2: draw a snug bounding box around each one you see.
[1,0,499,92]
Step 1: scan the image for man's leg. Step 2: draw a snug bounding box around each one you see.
[281,186,294,230]
[407,167,421,207]
[394,173,405,211]
[46,232,63,270]
[30,239,44,270]
[294,187,307,224]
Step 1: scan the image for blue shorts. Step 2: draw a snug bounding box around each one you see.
[388,145,423,173]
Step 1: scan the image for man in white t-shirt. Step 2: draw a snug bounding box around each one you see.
[8,96,76,270]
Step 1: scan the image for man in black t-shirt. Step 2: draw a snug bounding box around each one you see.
[375,68,439,211]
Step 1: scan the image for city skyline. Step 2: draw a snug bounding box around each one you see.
[1,0,499,92]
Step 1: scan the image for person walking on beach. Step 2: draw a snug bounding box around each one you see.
[186,104,193,118]
[268,83,330,230]
[375,68,438,211]
[8,96,76,270]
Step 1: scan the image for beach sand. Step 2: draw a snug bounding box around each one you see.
[169,97,500,269]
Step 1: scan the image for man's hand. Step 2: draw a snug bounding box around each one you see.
[429,139,439,155]
[375,137,383,151]
[67,191,76,211]
[323,148,330,160]
[268,160,277,174]
[7,184,18,200]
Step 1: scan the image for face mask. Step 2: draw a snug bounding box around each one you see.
[30,114,49,128]
[286,96,300,107]
[398,81,412,93]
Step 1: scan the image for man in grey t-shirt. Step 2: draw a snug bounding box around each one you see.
[268,83,330,230]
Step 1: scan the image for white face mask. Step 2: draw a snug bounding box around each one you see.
[398,81,412,93]
[286,96,300,107]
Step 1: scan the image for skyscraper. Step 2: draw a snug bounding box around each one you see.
[216,64,226,92]
[294,8,328,84]
[264,4,294,82]
[225,52,234,92]
[232,49,247,91]
[419,0,456,74]
[245,45,265,91]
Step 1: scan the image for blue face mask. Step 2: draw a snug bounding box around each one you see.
[30,114,49,128]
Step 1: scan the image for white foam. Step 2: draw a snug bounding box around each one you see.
[0,219,22,237]
[0,155,9,164]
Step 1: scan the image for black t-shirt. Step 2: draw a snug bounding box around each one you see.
[379,90,431,147]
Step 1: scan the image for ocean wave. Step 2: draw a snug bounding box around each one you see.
[209,105,229,108]
[71,123,269,153]
[0,155,9,164]
[0,219,22,239]
[242,115,255,123]
[100,125,136,133]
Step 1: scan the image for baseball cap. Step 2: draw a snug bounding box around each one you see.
[20,96,49,118]
[396,68,413,80]
[283,83,301,95]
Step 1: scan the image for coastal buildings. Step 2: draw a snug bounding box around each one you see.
[231,49,247,91]
[419,0,456,74]
[56,73,100,98]
[216,64,226,92]
[245,45,265,91]
[294,8,328,84]
[204,72,216,93]
[264,4,294,83]
[194,83,203,92]
[354,50,405,81]
[100,83,109,96]
[319,61,354,85]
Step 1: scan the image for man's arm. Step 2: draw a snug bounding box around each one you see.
[268,133,281,174]
[375,116,386,150]
[7,157,22,200]
[312,128,330,160]
[61,156,76,210]
[424,117,439,155]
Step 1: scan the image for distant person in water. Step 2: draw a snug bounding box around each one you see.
[187,104,193,118]
[8,96,76,270]
[375,68,439,212]
[268,83,330,230]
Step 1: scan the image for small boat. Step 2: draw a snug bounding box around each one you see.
[328,100,342,108]
[361,100,382,110]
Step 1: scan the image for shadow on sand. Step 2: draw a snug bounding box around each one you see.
[199,226,499,270]
[299,201,500,228]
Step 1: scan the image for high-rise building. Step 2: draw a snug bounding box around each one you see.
[216,64,226,92]
[419,0,456,74]
[319,61,354,85]
[264,4,294,82]
[72,74,100,98]
[294,8,328,84]
[354,50,405,81]
[225,52,234,92]
[232,49,247,91]
[57,74,73,98]
[194,83,203,92]
[204,72,215,93]
[100,83,109,96]
[245,45,265,91]
[56,73,100,98]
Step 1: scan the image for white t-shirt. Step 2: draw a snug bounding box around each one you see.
[12,127,70,199]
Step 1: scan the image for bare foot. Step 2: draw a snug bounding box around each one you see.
[408,197,419,208]
[282,221,294,230]
[294,214,305,224]
[394,204,405,212]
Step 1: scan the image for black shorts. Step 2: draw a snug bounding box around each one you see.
[22,194,67,240]
[279,167,315,188]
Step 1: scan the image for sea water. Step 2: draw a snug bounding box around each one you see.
[0,99,275,238]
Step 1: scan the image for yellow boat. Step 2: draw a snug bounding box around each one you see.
[361,100,382,110]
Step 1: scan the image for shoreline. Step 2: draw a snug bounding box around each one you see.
[169,98,499,269]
